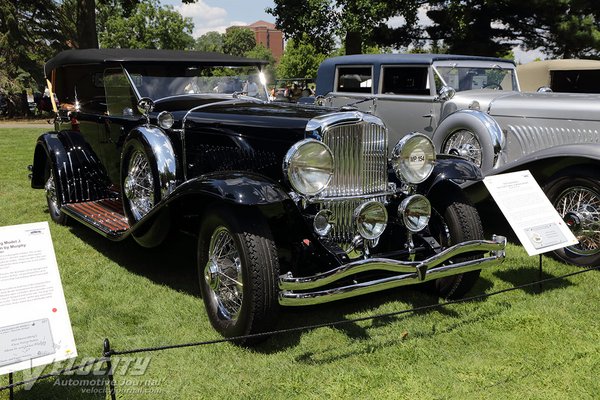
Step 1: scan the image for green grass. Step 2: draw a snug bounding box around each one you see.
[1,127,599,399]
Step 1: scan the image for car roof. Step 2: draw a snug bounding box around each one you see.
[319,53,515,67]
[45,48,268,76]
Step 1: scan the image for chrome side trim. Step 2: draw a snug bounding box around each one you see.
[279,235,506,306]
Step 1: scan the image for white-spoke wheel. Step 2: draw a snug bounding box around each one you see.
[442,130,483,167]
[44,159,67,225]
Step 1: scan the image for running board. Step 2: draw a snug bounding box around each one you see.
[62,199,130,238]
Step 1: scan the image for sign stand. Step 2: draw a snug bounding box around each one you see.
[538,255,543,291]
[8,372,13,400]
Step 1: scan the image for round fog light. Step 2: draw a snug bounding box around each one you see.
[313,210,333,237]
[354,201,388,240]
[399,195,431,233]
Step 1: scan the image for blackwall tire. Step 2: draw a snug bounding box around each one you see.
[197,208,280,343]
[544,168,600,267]
[429,195,484,299]
[44,159,68,225]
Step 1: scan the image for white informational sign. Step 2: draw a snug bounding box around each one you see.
[483,170,579,256]
[0,222,77,375]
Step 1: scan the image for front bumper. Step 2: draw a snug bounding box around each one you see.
[278,235,506,306]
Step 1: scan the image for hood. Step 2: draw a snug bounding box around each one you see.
[446,89,600,121]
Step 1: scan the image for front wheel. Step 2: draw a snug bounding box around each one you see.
[44,159,68,225]
[441,129,483,168]
[429,194,484,299]
[544,169,600,266]
[197,208,280,342]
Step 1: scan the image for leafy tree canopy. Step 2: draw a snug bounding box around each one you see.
[99,0,194,49]
[267,0,424,55]
[276,36,327,79]
[195,31,225,53]
[222,27,256,57]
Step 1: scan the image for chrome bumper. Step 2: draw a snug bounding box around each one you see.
[278,235,507,306]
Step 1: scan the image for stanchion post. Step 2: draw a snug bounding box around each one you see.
[538,254,543,292]
[103,338,117,400]
[8,372,13,400]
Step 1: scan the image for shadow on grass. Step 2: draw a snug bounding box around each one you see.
[63,218,499,354]
[259,276,494,353]
[67,223,199,298]
[13,374,107,400]
[493,266,573,295]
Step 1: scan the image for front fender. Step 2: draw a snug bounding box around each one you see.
[168,171,290,205]
[418,155,483,195]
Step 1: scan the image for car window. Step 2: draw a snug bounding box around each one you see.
[434,65,517,91]
[336,66,372,93]
[103,68,139,117]
[381,66,430,95]
[551,70,600,93]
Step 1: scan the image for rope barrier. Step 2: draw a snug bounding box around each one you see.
[1,264,598,394]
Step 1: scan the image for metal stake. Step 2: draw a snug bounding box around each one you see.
[103,339,117,400]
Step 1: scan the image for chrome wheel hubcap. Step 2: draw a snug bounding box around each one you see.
[45,170,60,215]
[555,186,600,256]
[204,226,243,321]
[443,130,482,167]
[125,150,154,221]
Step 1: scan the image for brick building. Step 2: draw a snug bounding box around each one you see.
[246,20,284,62]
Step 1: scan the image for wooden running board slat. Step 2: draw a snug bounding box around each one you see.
[63,199,130,236]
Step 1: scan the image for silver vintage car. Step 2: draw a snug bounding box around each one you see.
[316,54,600,267]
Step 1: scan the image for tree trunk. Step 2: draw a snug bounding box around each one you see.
[345,31,362,55]
[76,0,98,49]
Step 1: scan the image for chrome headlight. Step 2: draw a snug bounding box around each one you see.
[283,139,333,196]
[398,195,431,233]
[354,201,388,240]
[391,133,436,184]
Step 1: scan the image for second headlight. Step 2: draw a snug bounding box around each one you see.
[391,133,436,184]
[283,139,334,196]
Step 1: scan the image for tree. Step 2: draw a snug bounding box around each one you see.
[77,0,98,48]
[0,0,67,115]
[276,37,327,79]
[98,0,194,49]
[195,31,224,53]
[246,44,277,82]
[426,0,518,57]
[222,27,256,57]
[267,0,424,55]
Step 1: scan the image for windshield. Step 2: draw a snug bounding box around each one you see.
[433,64,518,92]
[124,65,267,101]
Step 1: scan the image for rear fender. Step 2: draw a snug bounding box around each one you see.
[31,131,109,202]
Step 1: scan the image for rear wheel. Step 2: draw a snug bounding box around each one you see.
[197,208,280,343]
[429,194,484,299]
[44,159,68,225]
[544,169,600,266]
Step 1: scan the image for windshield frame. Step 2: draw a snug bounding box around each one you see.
[432,60,520,92]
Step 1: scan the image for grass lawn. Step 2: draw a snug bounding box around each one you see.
[1,127,599,399]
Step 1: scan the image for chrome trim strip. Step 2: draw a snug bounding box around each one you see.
[278,235,506,306]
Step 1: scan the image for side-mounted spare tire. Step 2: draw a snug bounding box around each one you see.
[120,135,172,248]
[433,109,504,173]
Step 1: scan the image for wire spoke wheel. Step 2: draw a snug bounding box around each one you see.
[554,186,600,256]
[204,226,244,321]
[124,149,154,221]
[442,130,483,167]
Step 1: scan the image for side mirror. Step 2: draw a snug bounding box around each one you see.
[436,85,456,102]
[137,97,155,115]
[537,86,553,93]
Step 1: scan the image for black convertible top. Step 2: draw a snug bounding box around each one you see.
[45,48,267,76]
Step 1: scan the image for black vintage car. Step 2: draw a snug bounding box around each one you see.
[30,49,506,341]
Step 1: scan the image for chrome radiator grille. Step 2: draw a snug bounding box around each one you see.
[320,122,388,197]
